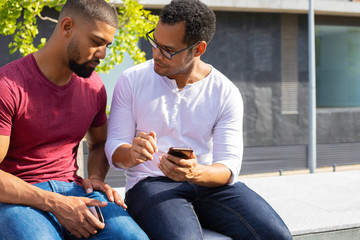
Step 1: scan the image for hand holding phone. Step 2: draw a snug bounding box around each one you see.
[89,206,104,223]
[167,147,193,159]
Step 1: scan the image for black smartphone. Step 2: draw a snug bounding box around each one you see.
[89,205,104,223]
[167,147,193,159]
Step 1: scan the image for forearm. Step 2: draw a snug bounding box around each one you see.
[0,170,62,211]
[189,163,232,187]
[87,143,109,181]
[111,144,137,169]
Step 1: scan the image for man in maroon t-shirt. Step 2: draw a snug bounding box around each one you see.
[0,0,148,239]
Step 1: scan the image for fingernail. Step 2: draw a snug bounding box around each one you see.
[86,188,93,193]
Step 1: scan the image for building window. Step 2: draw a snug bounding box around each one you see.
[316,25,360,107]
[281,14,299,115]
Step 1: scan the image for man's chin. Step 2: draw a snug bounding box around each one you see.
[74,68,95,78]
[154,67,167,77]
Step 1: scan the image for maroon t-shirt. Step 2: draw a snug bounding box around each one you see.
[0,54,107,184]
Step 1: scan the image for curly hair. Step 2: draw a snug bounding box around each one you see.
[160,0,216,46]
[60,0,118,28]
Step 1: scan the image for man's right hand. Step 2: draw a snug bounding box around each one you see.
[111,131,158,169]
[130,131,158,165]
[50,195,107,238]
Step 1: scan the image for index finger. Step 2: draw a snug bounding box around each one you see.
[137,131,158,153]
[149,131,158,152]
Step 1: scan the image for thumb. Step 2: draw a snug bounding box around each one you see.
[82,179,93,194]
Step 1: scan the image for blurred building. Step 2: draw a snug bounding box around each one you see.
[136,0,360,175]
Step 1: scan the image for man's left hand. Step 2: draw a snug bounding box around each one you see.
[82,178,127,209]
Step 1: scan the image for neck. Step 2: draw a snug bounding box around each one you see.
[170,60,211,90]
[33,44,74,86]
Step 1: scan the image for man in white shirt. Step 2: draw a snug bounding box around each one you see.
[105,0,292,239]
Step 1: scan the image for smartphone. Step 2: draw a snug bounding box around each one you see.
[89,206,104,223]
[167,147,193,159]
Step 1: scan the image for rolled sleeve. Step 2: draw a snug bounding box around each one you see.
[212,86,244,185]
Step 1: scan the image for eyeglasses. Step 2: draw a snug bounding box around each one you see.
[146,29,200,60]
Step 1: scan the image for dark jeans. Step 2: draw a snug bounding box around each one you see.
[125,177,292,240]
[0,180,149,240]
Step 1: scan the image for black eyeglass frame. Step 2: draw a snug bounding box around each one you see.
[146,29,200,60]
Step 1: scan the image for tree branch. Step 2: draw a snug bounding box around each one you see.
[38,14,58,23]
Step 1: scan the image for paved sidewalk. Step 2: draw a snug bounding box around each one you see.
[241,170,360,239]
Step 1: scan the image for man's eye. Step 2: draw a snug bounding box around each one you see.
[164,48,175,54]
[92,39,102,46]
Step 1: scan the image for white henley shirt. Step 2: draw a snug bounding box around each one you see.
[105,60,244,191]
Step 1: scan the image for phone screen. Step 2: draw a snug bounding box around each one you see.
[167,147,193,159]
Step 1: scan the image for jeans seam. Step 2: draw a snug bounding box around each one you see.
[48,180,56,193]
[188,182,200,202]
[189,203,205,240]
[203,199,261,240]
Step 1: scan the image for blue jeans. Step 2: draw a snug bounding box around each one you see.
[125,177,292,240]
[0,180,149,240]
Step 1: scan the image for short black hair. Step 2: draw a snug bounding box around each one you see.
[60,0,118,28]
[160,0,216,46]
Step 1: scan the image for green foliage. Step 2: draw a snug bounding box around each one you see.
[0,0,158,72]
[99,0,158,72]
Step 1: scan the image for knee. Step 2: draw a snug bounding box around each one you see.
[100,203,149,240]
[262,222,293,240]
[104,222,149,240]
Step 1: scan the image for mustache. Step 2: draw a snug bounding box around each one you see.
[154,60,166,67]
[84,59,100,65]
[89,59,100,64]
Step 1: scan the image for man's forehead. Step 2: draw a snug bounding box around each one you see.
[154,22,186,45]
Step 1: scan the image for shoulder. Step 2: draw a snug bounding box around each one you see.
[121,60,154,80]
[115,60,156,91]
[208,66,241,94]
[0,55,34,91]
[0,54,33,79]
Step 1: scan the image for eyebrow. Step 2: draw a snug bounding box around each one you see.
[153,34,176,51]
[92,34,112,46]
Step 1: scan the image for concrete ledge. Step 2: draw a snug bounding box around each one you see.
[293,227,360,240]
[115,170,360,239]
[241,170,360,239]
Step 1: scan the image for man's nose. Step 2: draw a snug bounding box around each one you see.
[94,45,107,59]
[152,47,164,60]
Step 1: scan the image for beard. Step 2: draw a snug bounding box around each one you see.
[68,59,98,78]
[153,49,194,77]
[67,38,99,78]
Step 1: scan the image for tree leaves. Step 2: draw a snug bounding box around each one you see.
[0,0,158,72]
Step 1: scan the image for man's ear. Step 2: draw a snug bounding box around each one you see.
[61,17,74,37]
[194,41,207,57]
